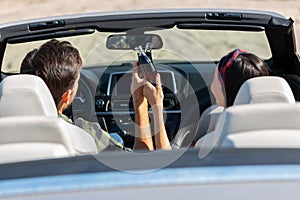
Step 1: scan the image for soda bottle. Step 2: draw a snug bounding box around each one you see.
[145,42,153,60]
[135,45,157,84]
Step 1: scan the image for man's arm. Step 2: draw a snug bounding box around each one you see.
[131,65,154,151]
[133,97,153,151]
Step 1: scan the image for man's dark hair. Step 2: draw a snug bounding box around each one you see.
[221,53,269,107]
[20,49,38,75]
[21,39,82,105]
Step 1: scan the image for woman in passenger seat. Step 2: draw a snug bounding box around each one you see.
[211,48,269,107]
[194,49,270,142]
[20,39,171,152]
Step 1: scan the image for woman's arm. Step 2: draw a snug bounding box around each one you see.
[131,65,154,151]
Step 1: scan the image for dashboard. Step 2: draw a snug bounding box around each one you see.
[73,62,215,148]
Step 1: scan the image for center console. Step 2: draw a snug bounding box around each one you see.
[95,70,181,148]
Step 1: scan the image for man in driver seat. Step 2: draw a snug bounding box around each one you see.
[20,39,171,152]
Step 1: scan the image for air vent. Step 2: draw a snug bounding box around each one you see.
[111,100,134,110]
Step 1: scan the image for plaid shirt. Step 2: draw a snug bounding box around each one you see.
[59,114,131,152]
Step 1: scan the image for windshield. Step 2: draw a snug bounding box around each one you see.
[2,27,271,73]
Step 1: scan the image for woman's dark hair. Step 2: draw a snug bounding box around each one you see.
[20,39,82,105]
[218,49,269,107]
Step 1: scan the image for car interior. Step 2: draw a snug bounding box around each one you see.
[0,75,97,164]
[195,76,300,156]
[0,10,300,164]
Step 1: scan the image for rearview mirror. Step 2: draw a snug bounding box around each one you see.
[106,34,163,50]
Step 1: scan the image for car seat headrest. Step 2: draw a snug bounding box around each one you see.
[0,75,57,117]
[233,76,295,105]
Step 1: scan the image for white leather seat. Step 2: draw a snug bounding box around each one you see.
[193,105,224,141]
[193,76,295,143]
[0,116,97,163]
[0,74,57,117]
[233,76,295,105]
[0,75,97,163]
[195,103,300,152]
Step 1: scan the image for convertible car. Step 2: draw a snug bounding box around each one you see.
[1,9,300,199]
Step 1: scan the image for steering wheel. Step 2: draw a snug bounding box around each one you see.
[72,77,95,121]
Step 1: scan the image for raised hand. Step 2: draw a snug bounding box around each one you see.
[143,72,164,107]
[131,62,147,107]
